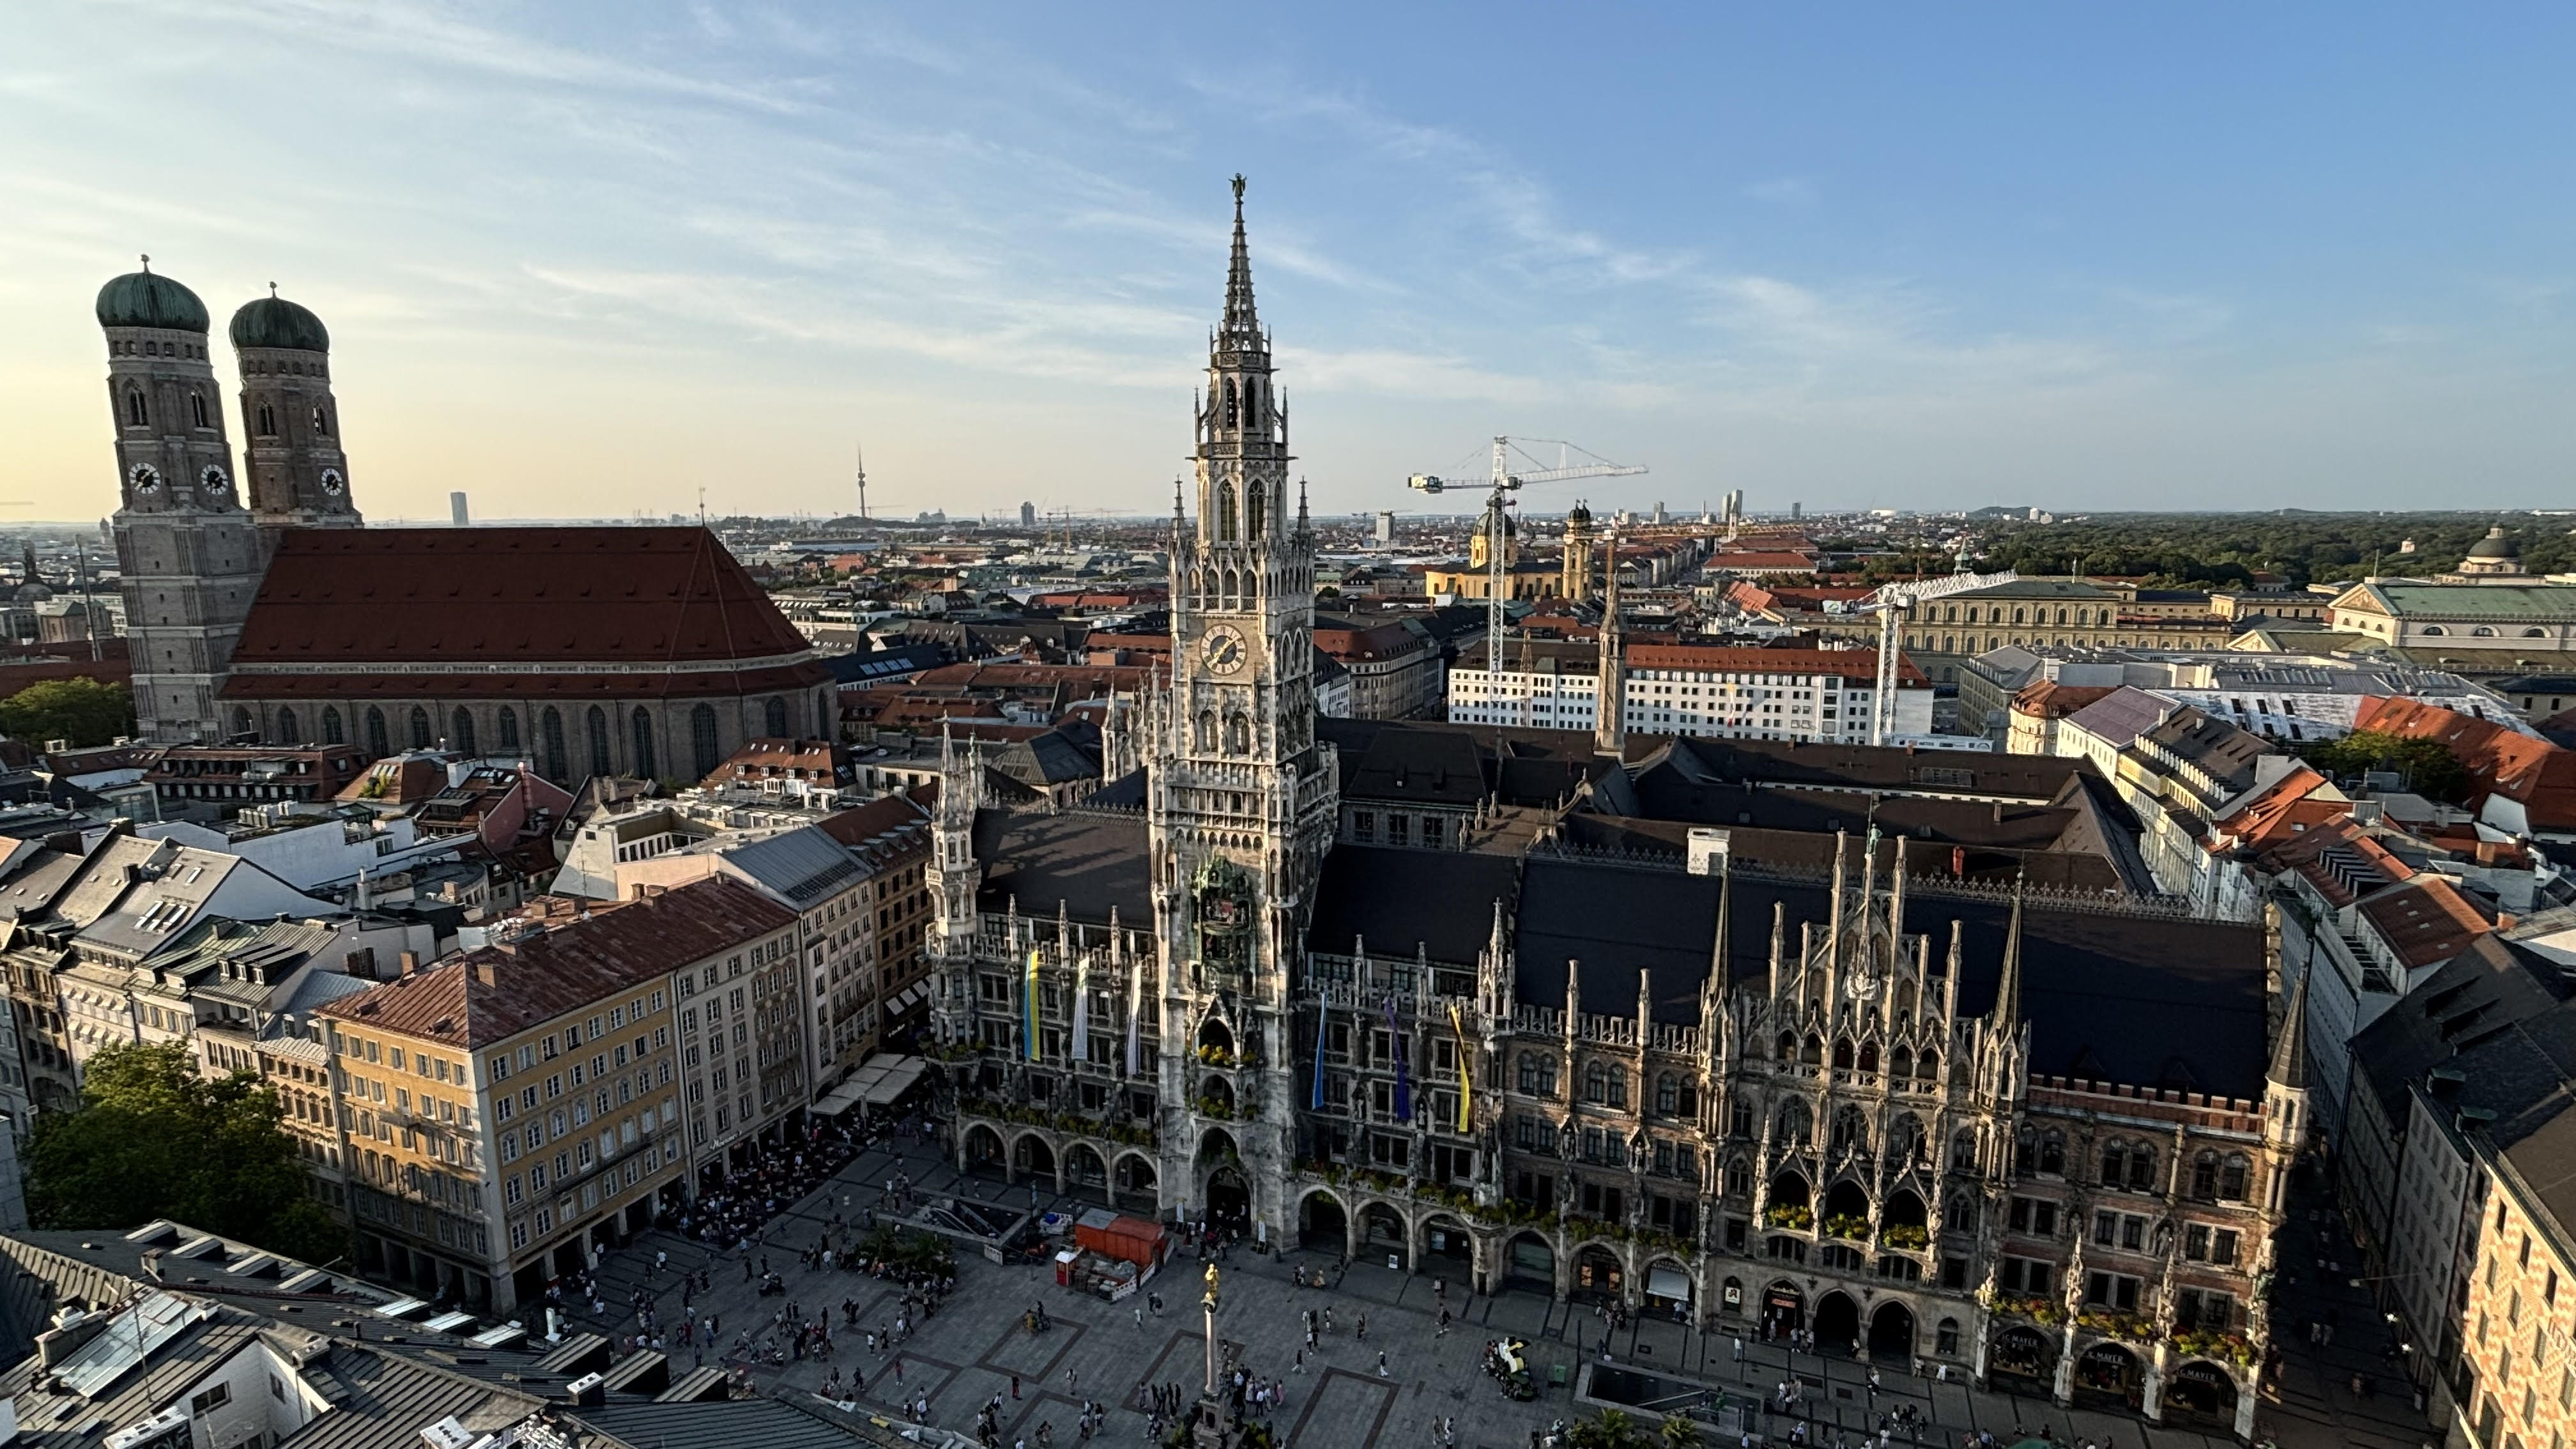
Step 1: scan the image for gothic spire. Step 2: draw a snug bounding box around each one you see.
[2269,963,2310,1091]
[1994,870,2027,1025]
[1221,174,1261,352]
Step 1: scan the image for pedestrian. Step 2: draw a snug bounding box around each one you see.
[1294,1347,1306,1374]
[1356,1313,1367,1342]
[1437,1307,1450,1337]
[1377,1350,1389,1378]
[1135,1305,1144,1328]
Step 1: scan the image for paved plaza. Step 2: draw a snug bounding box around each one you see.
[543,1131,2406,1449]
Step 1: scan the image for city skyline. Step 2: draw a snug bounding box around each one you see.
[4,3,2572,523]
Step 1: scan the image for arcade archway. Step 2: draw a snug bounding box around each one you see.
[1505,1232,1554,1292]
[1866,1301,1915,1365]
[1299,1190,1348,1252]
[2165,1361,2239,1429]
[1814,1291,1860,1356]
[2073,1342,2145,1413]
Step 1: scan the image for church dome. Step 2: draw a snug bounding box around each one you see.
[229,294,330,353]
[1566,502,1593,525]
[2467,526,2520,560]
[95,268,209,332]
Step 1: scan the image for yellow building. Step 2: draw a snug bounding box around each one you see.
[316,876,797,1314]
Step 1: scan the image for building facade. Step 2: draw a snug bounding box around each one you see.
[918,183,2292,1439]
[1448,642,1933,744]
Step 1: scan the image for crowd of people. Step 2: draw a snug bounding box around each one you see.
[659,1122,868,1249]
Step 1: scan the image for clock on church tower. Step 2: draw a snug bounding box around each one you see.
[1146,177,1341,1240]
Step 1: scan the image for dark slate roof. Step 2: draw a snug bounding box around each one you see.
[2345,935,2576,1137]
[1508,854,2269,1094]
[1635,735,2094,802]
[972,808,1150,926]
[1319,717,1607,809]
[1308,845,1521,965]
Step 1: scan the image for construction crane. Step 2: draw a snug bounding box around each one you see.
[1857,569,2018,745]
[1407,436,1647,685]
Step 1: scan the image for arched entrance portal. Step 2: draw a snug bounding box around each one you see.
[1205,1167,1251,1232]
[1065,1144,1107,1195]
[1299,1192,1348,1252]
[1761,1281,1805,1335]
[1505,1232,1554,1292]
[1813,1292,1860,1356]
[1574,1245,1623,1301]
[1866,1301,1915,1366]
[2165,1361,2239,1429]
[964,1124,1004,1172]
[2073,1342,2146,1413]
[1988,1324,2058,1393]
[1015,1135,1056,1181]
[1113,1154,1157,1209]
[1360,1204,1407,1268]
[1420,1215,1473,1280]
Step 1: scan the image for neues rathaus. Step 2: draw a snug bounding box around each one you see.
[928,179,2296,1441]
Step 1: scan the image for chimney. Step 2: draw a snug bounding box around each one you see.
[344,946,378,980]
[398,951,420,977]
[475,962,499,987]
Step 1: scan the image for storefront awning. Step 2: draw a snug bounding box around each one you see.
[811,1075,871,1117]
[1646,1266,1693,1303]
[813,1053,931,1115]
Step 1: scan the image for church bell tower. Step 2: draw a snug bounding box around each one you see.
[98,260,264,743]
[1148,177,1339,1238]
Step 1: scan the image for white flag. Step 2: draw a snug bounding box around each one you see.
[1124,954,1143,1077]
[1072,953,1091,1064]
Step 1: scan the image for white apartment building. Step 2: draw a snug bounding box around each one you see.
[1446,640,1932,743]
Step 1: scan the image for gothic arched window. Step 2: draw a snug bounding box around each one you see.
[365,707,388,758]
[1777,1100,1812,1147]
[190,392,209,428]
[1223,379,1238,427]
[312,405,332,436]
[277,708,299,744]
[495,707,521,753]
[321,706,344,746]
[257,402,277,436]
[1246,484,1266,539]
[450,708,477,756]
[585,707,612,778]
[125,390,148,427]
[764,696,789,738]
[540,708,569,781]
[232,707,254,740]
[631,708,658,779]
[408,707,431,751]
[689,703,720,779]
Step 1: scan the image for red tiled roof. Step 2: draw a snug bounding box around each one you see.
[316,875,793,1048]
[223,527,829,698]
[2260,818,2416,907]
[2354,696,2576,832]
[2207,765,2349,853]
[2011,682,2121,720]
[2357,877,2495,970]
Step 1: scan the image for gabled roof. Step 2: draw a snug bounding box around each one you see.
[224,527,829,698]
[318,876,793,1047]
[2058,686,2175,749]
[2357,877,2495,970]
[2356,696,2576,831]
[971,808,1149,927]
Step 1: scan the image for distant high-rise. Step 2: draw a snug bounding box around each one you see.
[1791,501,1803,521]
[1020,501,1037,528]
[1652,500,1667,525]
[450,491,470,526]
[1373,510,1395,546]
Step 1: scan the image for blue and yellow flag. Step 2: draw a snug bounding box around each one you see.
[1024,948,1043,1061]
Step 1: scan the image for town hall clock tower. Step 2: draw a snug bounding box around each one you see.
[1148,178,1339,1239]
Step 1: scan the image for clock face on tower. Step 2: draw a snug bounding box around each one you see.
[319,468,345,496]
[1201,625,1248,675]
[129,464,162,495]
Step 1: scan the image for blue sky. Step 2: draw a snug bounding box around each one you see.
[4,3,2572,522]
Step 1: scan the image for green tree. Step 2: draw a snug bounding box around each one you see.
[24,1041,344,1263]
[1568,1411,1650,1449]
[1659,1412,1701,1449]
[2299,728,2478,804]
[0,677,135,749]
